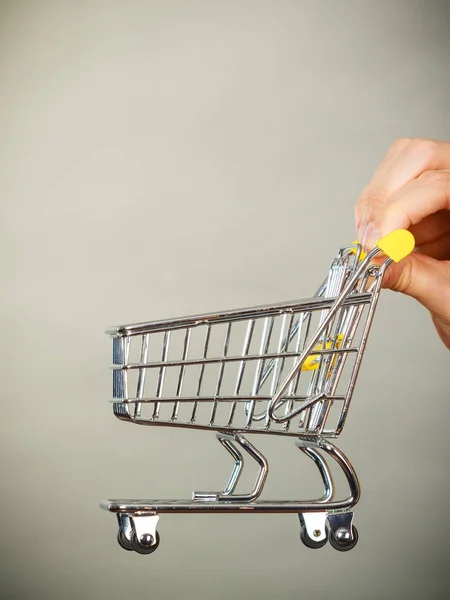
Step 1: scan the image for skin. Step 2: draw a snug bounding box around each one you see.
[354,137,450,349]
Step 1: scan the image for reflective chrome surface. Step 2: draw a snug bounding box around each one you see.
[102,242,391,554]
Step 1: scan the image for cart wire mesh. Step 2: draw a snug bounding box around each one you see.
[109,244,381,438]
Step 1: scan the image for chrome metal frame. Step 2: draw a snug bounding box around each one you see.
[101,243,391,554]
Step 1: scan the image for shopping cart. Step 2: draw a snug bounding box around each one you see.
[100,229,415,555]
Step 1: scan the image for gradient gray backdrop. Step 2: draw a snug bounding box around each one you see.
[1,1,449,599]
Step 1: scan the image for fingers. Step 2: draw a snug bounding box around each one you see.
[355,138,450,348]
[358,169,450,249]
[415,234,450,261]
[355,138,450,232]
[381,170,450,237]
[382,253,450,322]
[409,210,450,246]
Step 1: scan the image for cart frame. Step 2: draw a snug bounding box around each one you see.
[100,231,415,554]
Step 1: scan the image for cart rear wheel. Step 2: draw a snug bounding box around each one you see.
[329,525,359,552]
[117,528,133,551]
[131,530,160,555]
[300,524,328,549]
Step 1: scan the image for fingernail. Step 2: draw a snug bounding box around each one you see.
[359,222,381,250]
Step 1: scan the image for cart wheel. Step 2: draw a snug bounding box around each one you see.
[300,524,328,549]
[329,525,359,552]
[130,530,160,555]
[117,528,134,551]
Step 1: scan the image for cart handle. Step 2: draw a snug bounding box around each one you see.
[375,228,415,262]
[352,228,415,263]
[268,229,415,423]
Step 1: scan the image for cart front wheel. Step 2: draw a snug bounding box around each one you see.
[117,528,133,551]
[300,524,328,549]
[329,525,358,552]
[131,530,160,555]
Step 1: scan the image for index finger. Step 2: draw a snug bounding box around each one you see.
[355,138,450,231]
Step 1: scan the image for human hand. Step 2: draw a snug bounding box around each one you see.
[355,138,450,349]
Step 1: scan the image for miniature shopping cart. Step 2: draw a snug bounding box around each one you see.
[100,229,415,555]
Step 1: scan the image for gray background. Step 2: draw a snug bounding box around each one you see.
[1,1,449,599]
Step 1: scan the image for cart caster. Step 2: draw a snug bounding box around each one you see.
[329,525,359,552]
[300,524,329,549]
[117,528,134,551]
[131,530,161,555]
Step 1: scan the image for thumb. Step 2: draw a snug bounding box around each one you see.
[382,252,450,321]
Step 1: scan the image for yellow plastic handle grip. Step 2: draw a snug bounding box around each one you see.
[352,229,415,263]
[375,229,415,263]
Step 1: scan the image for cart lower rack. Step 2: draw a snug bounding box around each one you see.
[101,229,415,554]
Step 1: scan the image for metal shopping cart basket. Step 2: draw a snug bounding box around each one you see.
[100,229,415,555]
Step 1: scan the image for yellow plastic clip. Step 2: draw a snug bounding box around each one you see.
[302,334,344,371]
[351,229,415,263]
[375,229,415,263]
